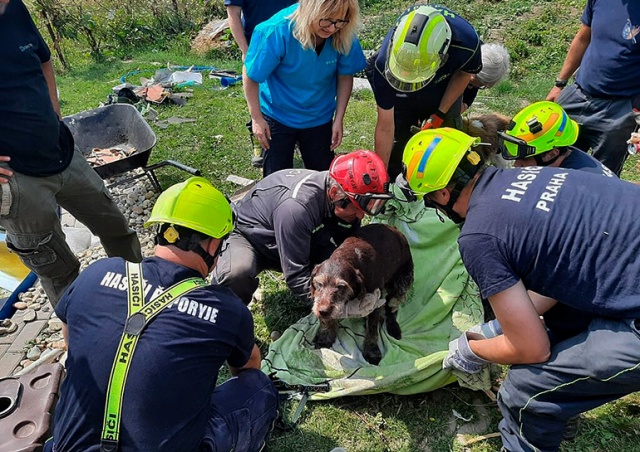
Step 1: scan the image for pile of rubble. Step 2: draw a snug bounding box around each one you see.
[1,171,159,375]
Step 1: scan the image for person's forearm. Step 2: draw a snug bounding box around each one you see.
[226,6,249,57]
[374,109,395,168]
[229,344,261,376]
[557,24,591,80]
[243,67,263,121]
[528,291,558,314]
[438,70,472,115]
[334,75,353,123]
[469,333,550,365]
[41,60,61,119]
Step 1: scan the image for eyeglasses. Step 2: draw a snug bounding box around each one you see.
[319,18,349,30]
[345,191,394,216]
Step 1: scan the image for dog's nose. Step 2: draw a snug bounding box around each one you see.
[317,305,334,318]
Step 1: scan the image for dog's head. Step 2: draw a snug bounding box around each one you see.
[310,259,366,320]
[462,113,513,169]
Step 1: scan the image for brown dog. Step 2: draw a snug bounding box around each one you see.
[462,112,512,168]
[310,224,414,364]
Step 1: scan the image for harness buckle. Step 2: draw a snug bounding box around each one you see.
[124,313,146,336]
[100,439,119,452]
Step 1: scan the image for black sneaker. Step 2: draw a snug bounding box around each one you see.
[562,415,581,442]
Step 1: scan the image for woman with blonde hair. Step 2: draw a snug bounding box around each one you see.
[243,0,366,177]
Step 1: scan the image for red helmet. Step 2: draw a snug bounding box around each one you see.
[329,150,393,215]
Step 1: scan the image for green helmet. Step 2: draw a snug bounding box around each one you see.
[145,177,234,239]
[401,128,481,196]
[499,101,579,160]
[385,5,452,93]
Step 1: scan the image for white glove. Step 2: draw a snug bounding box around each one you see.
[443,332,490,374]
[468,319,503,339]
[343,288,385,318]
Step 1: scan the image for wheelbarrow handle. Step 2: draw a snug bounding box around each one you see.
[165,160,201,176]
[145,160,201,176]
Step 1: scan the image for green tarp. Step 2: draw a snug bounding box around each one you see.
[262,196,490,399]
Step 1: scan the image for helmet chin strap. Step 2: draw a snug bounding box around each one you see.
[534,147,567,167]
[424,153,485,225]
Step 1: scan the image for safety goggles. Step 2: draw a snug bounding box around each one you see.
[497,131,537,160]
[319,18,349,30]
[345,191,394,216]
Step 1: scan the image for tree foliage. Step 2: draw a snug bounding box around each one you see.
[29,0,227,65]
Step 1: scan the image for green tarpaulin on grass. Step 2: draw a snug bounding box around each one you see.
[262,196,490,399]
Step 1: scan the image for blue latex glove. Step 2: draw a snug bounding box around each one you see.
[468,319,503,339]
[443,332,490,374]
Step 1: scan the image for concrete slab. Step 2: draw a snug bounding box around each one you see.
[7,320,46,354]
[0,350,23,377]
[353,77,372,92]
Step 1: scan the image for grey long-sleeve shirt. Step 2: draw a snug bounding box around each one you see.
[234,169,359,303]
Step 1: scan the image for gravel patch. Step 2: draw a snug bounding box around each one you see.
[2,170,159,374]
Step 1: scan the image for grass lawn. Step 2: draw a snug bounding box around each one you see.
[51,0,640,450]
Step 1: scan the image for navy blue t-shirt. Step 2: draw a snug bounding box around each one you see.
[459,166,640,319]
[52,257,254,452]
[368,5,482,112]
[224,0,296,42]
[0,0,74,176]
[576,0,640,97]
[561,146,616,177]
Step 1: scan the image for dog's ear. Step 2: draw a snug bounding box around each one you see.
[310,264,322,297]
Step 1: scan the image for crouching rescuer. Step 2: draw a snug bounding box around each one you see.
[45,177,278,452]
[397,127,640,452]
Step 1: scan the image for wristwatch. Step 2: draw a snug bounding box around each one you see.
[554,78,568,88]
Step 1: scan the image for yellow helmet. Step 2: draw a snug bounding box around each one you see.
[385,5,452,92]
[498,101,579,160]
[145,177,234,239]
[401,128,482,197]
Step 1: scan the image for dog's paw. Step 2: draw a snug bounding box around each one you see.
[363,342,382,365]
[313,329,336,349]
[387,322,402,340]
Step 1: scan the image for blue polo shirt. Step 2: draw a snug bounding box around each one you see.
[368,4,482,112]
[224,0,296,42]
[577,0,640,97]
[0,0,74,177]
[561,146,616,177]
[459,167,640,319]
[245,4,367,129]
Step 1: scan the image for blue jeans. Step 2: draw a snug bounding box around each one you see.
[498,317,640,452]
[201,369,279,452]
[262,115,334,177]
[557,84,637,176]
[0,150,141,306]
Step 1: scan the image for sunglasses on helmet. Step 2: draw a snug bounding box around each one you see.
[497,131,537,160]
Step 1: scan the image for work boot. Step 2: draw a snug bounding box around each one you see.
[562,415,581,442]
[251,139,264,168]
[247,119,264,168]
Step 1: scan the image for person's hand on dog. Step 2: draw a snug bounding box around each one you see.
[343,288,386,318]
[443,331,490,374]
[468,319,503,339]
